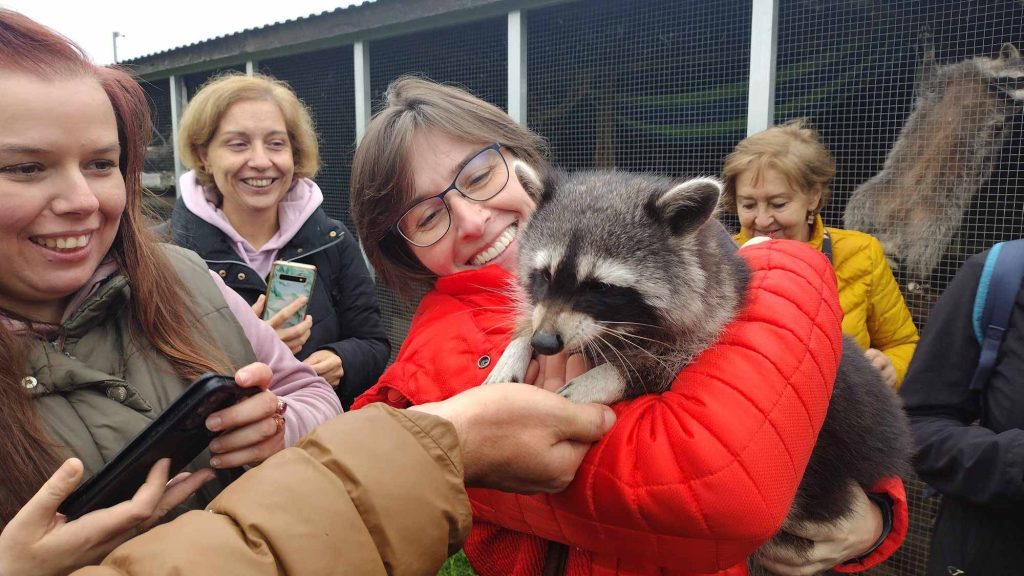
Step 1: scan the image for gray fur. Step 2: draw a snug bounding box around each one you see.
[485,169,913,572]
[844,43,1024,280]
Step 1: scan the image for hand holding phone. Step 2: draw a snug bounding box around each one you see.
[57,374,258,521]
[1,458,214,576]
[262,261,317,329]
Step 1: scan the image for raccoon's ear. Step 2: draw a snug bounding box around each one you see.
[513,160,551,203]
[654,177,722,236]
[1000,43,1021,61]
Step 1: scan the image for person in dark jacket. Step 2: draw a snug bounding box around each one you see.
[169,73,390,409]
[899,245,1024,576]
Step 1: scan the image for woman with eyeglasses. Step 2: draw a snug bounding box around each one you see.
[167,73,390,409]
[349,76,907,576]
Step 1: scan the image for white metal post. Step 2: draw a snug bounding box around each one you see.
[746,0,778,135]
[246,60,256,76]
[354,41,372,143]
[169,75,188,195]
[507,10,527,125]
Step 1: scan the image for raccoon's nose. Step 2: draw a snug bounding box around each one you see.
[531,331,564,355]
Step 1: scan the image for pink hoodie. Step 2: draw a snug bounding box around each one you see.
[178,171,324,279]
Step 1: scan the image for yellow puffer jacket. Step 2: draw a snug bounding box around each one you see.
[736,216,919,387]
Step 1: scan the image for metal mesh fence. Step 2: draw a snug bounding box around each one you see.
[140,77,176,219]
[368,16,509,359]
[527,0,751,179]
[776,1,1024,573]
[260,46,356,229]
[182,64,247,99]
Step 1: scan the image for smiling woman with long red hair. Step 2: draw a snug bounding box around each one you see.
[0,9,340,575]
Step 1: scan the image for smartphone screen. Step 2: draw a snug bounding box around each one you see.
[262,261,317,329]
[57,374,258,520]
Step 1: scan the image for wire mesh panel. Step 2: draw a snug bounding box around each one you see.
[369,17,507,110]
[140,77,176,219]
[260,46,356,228]
[183,64,247,98]
[368,16,508,359]
[776,2,1024,574]
[527,0,751,183]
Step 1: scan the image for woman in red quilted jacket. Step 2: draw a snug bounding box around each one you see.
[349,76,907,576]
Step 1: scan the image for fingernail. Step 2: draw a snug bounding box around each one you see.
[602,407,617,431]
[235,368,249,385]
[206,415,222,431]
[209,439,221,452]
[209,457,221,468]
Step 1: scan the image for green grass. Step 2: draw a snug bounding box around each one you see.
[437,550,477,576]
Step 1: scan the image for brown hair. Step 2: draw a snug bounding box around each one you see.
[178,72,320,190]
[350,76,551,298]
[721,119,835,214]
[0,9,228,522]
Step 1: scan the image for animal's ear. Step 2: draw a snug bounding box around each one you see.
[513,160,552,204]
[1000,43,1021,61]
[653,177,721,236]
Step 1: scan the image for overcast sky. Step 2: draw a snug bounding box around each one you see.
[2,1,362,65]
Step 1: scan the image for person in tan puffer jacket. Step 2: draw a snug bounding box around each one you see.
[0,383,614,576]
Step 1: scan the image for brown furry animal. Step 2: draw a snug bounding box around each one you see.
[844,43,1024,280]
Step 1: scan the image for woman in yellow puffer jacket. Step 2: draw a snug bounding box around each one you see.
[723,119,919,388]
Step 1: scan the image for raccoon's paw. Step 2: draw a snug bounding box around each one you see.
[557,363,626,405]
[481,337,532,385]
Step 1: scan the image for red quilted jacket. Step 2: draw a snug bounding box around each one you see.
[354,240,907,575]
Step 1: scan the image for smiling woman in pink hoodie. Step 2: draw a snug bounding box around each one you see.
[166,74,390,409]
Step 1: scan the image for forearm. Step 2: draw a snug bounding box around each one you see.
[217,272,342,445]
[72,405,471,576]
[911,415,1024,505]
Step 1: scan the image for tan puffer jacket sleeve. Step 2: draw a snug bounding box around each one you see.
[72,404,471,576]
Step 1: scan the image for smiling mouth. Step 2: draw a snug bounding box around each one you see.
[242,177,276,188]
[31,234,92,251]
[471,223,518,266]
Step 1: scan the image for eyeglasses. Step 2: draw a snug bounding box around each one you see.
[390,143,509,247]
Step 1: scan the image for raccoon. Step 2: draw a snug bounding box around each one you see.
[483,167,913,568]
[843,42,1024,282]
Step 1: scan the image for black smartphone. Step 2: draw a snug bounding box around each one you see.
[57,373,259,520]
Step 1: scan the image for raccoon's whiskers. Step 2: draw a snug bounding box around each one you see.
[592,331,643,388]
[597,326,674,373]
[600,320,669,334]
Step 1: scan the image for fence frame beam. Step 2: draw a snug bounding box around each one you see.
[746,0,778,135]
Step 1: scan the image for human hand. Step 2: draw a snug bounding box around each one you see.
[409,383,616,493]
[206,362,286,468]
[525,352,590,392]
[251,295,313,353]
[0,458,214,576]
[864,348,897,388]
[304,350,344,387]
[758,482,884,576]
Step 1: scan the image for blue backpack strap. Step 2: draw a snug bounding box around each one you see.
[969,239,1024,392]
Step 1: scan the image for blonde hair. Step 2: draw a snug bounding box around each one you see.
[350,76,552,298]
[721,119,835,213]
[178,72,320,188]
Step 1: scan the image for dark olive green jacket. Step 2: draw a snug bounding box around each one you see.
[15,245,256,513]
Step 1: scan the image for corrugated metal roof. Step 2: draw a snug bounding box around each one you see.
[123,0,565,78]
[125,1,377,61]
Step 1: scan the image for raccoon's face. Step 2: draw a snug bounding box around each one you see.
[512,167,722,358]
